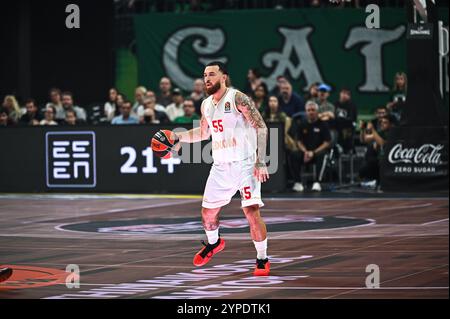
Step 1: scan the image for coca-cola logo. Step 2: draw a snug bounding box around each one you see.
[388,143,444,165]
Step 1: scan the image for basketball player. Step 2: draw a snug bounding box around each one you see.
[0,267,13,283]
[153,62,270,276]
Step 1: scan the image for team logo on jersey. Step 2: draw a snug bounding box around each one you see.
[224,102,231,113]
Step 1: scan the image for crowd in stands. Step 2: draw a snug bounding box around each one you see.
[0,70,407,191]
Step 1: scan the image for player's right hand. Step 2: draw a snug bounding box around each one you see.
[151,129,180,158]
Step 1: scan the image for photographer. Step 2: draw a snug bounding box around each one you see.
[359,115,394,186]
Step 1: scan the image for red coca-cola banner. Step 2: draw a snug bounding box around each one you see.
[381,126,449,192]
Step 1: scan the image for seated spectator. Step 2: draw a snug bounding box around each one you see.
[40,106,58,126]
[145,90,167,113]
[61,91,87,122]
[19,99,42,126]
[190,78,206,115]
[334,88,357,152]
[262,95,288,123]
[252,83,269,113]
[263,95,297,152]
[138,97,169,124]
[0,107,15,127]
[277,79,305,117]
[64,109,79,126]
[359,115,394,186]
[270,75,286,96]
[244,68,263,95]
[156,77,173,107]
[174,99,200,124]
[387,71,407,123]
[46,88,65,121]
[289,101,331,192]
[132,86,147,115]
[304,82,320,102]
[165,88,185,122]
[2,95,21,124]
[104,87,119,121]
[111,101,139,125]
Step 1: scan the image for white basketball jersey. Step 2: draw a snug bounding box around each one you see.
[203,88,257,163]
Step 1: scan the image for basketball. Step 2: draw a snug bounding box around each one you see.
[151,129,177,158]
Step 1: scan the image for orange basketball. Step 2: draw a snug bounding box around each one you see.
[151,130,176,159]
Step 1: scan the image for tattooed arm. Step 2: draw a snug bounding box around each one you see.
[235,91,270,183]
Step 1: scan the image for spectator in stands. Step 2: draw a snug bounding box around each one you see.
[190,78,206,115]
[112,100,139,125]
[19,99,42,126]
[64,109,78,126]
[387,71,407,123]
[316,84,336,144]
[244,68,263,95]
[317,84,335,122]
[145,90,167,113]
[156,77,173,107]
[262,95,288,124]
[269,75,287,96]
[277,79,305,117]
[174,98,200,124]
[263,95,297,152]
[252,83,269,113]
[61,92,87,122]
[359,115,394,186]
[334,88,357,153]
[290,101,331,192]
[304,82,320,102]
[104,87,119,121]
[369,106,389,132]
[40,106,58,126]
[138,96,169,124]
[0,107,14,127]
[46,88,65,121]
[165,88,185,122]
[2,95,21,124]
[132,86,147,115]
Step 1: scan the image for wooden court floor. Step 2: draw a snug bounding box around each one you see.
[0,194,448,299]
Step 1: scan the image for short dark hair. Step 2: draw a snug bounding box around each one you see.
[340,87,351,94]
[66,109,76,117]
[249,68,261,78]
[62,91,73,98]
[381,114,396,124]
[122,100,132,107]
[25,98,36,106]
[49,87,61,95]
[183,98,194,106]
[205,61,228,75]
[375,105,388,112]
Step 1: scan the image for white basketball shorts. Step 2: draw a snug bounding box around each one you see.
[202,157,264,209]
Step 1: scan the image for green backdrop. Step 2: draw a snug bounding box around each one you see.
[119,8,448,116]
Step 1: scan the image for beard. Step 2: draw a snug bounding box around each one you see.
[206,81,221,95]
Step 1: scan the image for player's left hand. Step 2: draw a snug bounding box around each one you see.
[254,162,269,183]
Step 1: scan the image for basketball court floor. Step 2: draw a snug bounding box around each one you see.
[0,192,448,299]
